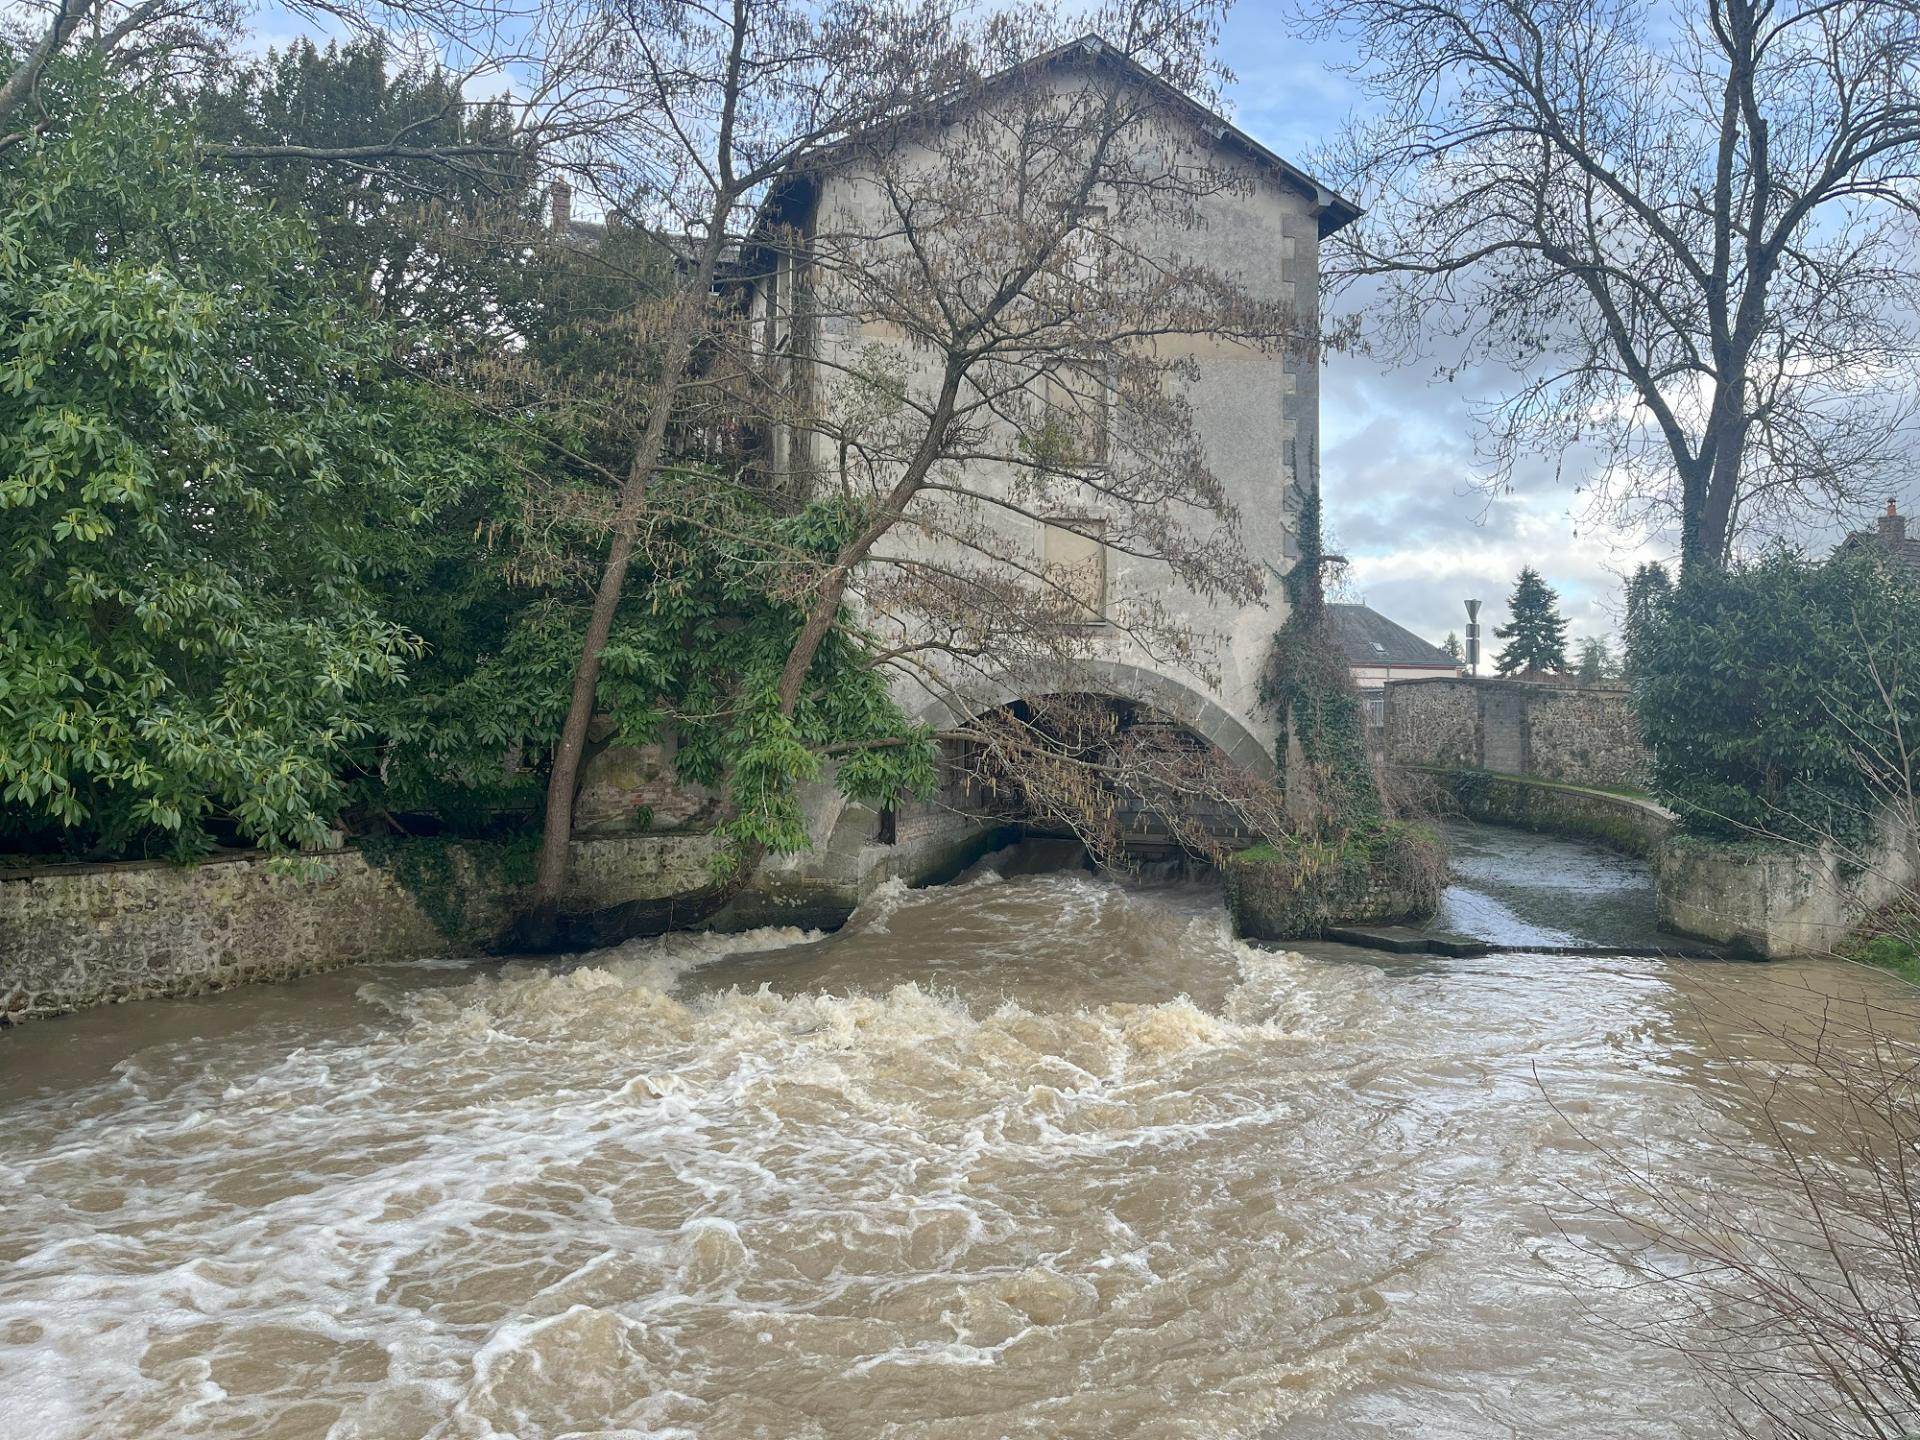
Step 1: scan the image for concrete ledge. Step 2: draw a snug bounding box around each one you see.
[1656,813,1919,959]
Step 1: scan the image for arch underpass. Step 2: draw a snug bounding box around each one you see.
[818,662,1283,867]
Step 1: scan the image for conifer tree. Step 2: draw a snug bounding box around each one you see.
[1623,562,1674,678]
[1576,636,1615,686]
[1442,631,1463,663]
[1493,567,1569,676]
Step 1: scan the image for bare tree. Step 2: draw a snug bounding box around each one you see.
[511,0,978,927]
[1302,0,1920,570]
[1551,976,1920,1437]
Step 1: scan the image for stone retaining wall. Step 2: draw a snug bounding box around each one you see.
[0,836,717,1023]
[1657,810,1920,959]
[1428,769,1674,859]
[1,808,1008,1022]
[1225,823,1445,941]
[1385,678,1649,792]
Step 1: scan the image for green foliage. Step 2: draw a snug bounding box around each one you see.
[1576,635,1615,686]
[1492,567,1569,675]
[361,472,934,859]
[1442,631,1463,663]
[1260,487,1383,828]
[1842,932,1920,985]
[1633,548,1920,847]
[0,65,471,859]
[358,833,539,939]
[640,481,934,872]
[0,57,935,878]
[196,38,543,342]
[1622,561,1672,678]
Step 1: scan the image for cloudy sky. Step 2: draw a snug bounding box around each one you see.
[1214,2,1662,652]
[1211,0,1914,654]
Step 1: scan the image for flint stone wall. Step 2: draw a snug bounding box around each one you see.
[1385,678,1649,792]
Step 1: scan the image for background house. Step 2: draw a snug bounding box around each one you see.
[1840,499,1920,573]
[1327,602,1460,728]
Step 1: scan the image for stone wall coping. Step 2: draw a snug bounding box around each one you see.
[0,832,703,885]
[1399,763,1674,819]
[1383,675,1631,698]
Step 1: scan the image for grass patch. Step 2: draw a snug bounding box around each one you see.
[1838,918,1920,986]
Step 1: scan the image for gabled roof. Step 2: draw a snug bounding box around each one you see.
[756,33,1359,241]
[1837,501,1920,574]
[1326,603,1459,669]
[1017,35,1361,237]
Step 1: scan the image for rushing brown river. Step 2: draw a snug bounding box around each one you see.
[1,826,1912,1439]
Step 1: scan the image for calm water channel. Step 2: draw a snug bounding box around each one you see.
[1,823,1911,1438]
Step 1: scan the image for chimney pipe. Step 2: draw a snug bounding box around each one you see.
[1880,498,1906,546]
[549,179,572,235]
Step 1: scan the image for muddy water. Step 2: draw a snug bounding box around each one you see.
[0,832,1911,1439]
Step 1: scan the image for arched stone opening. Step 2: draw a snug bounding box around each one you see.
[819,664,1280,865]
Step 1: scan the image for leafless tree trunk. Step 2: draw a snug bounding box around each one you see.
[1301,0,1920,570]
[518,0,974,928]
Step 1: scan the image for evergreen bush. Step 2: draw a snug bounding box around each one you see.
[1633,548,1920,848]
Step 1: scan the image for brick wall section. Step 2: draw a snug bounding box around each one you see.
[576,738,726,832]
[1385,678,1649,792]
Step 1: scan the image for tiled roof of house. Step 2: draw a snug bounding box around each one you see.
[1325,603,1459,669]
[1839,499,1920,572]
[752,34,1362,243]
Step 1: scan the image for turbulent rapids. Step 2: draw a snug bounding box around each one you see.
[0,834,1906,1439]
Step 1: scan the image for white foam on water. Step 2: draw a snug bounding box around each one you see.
[0,872,1757,1439]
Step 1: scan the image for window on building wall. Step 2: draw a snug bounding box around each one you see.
[1039,363,1113,466]
[761,258,780,359]
[1042,519,1107,622]
[1028,206,1116,469]
[1065,205,1107,287]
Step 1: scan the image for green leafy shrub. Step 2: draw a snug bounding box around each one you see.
[1633,548,1920,848]
[0,65,478,860]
